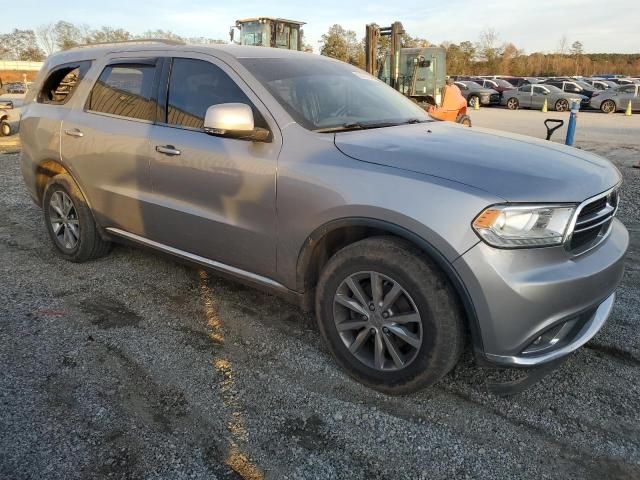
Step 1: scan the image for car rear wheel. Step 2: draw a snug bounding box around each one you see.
[43,174,111,262]
[601,100,616,114]
[555,99,569,112]
[506,98,519,110]
[468,95,480,108]
[315,236,465,394]
[456,115,472,127]
[0,120,11,137]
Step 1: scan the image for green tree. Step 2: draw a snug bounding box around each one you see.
[319,24,363,68]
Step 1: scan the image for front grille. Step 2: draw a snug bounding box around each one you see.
[568,189,619,253]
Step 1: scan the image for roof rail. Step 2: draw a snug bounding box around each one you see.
[70,38,185,49]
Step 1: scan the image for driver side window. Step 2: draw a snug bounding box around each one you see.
[165,58,266,130]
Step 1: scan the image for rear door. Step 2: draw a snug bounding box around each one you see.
[146,54,281,277]
[61,56,161,236]
[518,85,533,107]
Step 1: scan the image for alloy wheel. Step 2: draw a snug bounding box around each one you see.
[48,190,80,250]
[333,271,423,372]
[601,100,615,114]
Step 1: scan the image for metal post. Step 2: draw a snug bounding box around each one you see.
[565,100,580,146]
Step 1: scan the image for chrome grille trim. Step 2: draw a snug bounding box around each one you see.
[564,185,620,255]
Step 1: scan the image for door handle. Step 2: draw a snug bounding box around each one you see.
[155,145,181,156]
[64,128,84,138]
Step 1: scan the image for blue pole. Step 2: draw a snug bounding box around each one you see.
[565,100,580,146]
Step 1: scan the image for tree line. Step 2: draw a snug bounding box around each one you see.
[319,24,640,77]
[0,21,226,61]
[2,20,639,77]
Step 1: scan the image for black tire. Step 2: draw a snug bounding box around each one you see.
[468,95,480,108]
[456,115,472,127]
[506,98,519,110]
[601,100,616,114]
[0,120,10,137]
[555,99,569,112]
[315,236,465,394]
[43,173,111,262]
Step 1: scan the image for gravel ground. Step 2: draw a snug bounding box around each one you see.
[1,120,639,479]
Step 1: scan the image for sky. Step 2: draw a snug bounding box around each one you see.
[7,0,639,54]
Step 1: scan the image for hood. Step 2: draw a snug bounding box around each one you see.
[334,122,620,202]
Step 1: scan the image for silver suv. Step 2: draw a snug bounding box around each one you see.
[20,42,628,393]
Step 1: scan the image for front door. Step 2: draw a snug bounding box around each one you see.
[61,57,161,237]
[147,55,281,277]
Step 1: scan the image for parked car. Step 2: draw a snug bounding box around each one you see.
[0,93,24,136]
[611,78,638,85]
[502,84,587,111]
[471,77,515,96]
[20,43,628,393]
[499,76,540,88]
[540,79,596,106]
[584,79,618,90]
[590,84,640,113]
[453,81,500,107]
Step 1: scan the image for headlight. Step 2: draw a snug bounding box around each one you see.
[472,204,576,248]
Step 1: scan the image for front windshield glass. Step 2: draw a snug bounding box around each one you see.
[462,81,482,88]
[544,85,563,93]
[495,79,514,88]
[241,22,269,47]
[238,57,431,131]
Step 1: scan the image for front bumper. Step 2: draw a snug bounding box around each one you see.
[454,218,628,367]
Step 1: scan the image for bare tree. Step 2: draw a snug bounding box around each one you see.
[557,35,568,54]
[477,28,502,70]
[36,23,57,56]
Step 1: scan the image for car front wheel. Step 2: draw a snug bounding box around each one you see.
[315,237,464,394]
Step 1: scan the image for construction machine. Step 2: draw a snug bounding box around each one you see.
[365,22,469,125]
[230,17,305,51]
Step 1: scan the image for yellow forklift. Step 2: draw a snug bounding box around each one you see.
[230,17,306,51]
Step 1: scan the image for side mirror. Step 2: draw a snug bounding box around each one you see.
[204,103,271,142]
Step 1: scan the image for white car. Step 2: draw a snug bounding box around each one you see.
[0,93,25,136]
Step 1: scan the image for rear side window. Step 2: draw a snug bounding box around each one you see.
[38,61,92,105]
[165,58,264,130]
[88,63,157,121]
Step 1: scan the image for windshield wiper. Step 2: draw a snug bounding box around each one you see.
[315,118,427,133]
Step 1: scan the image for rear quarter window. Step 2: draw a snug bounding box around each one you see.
[38,61,92,105]
[87,63,157,122]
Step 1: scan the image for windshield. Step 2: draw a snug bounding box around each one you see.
[238,57,431,131]
[494,79,514,88]
[241,22,269,47]
[462,81,482,89]
[544,85,564,93]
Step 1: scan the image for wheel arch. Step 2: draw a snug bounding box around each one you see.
[295,217,485,358]
[34,159,108,240]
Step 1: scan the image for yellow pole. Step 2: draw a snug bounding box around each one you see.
[474,98,480,111]
[626,100,632,116]
[542,98,548,113]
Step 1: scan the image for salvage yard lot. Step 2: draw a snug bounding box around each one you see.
[1,109,639,480]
